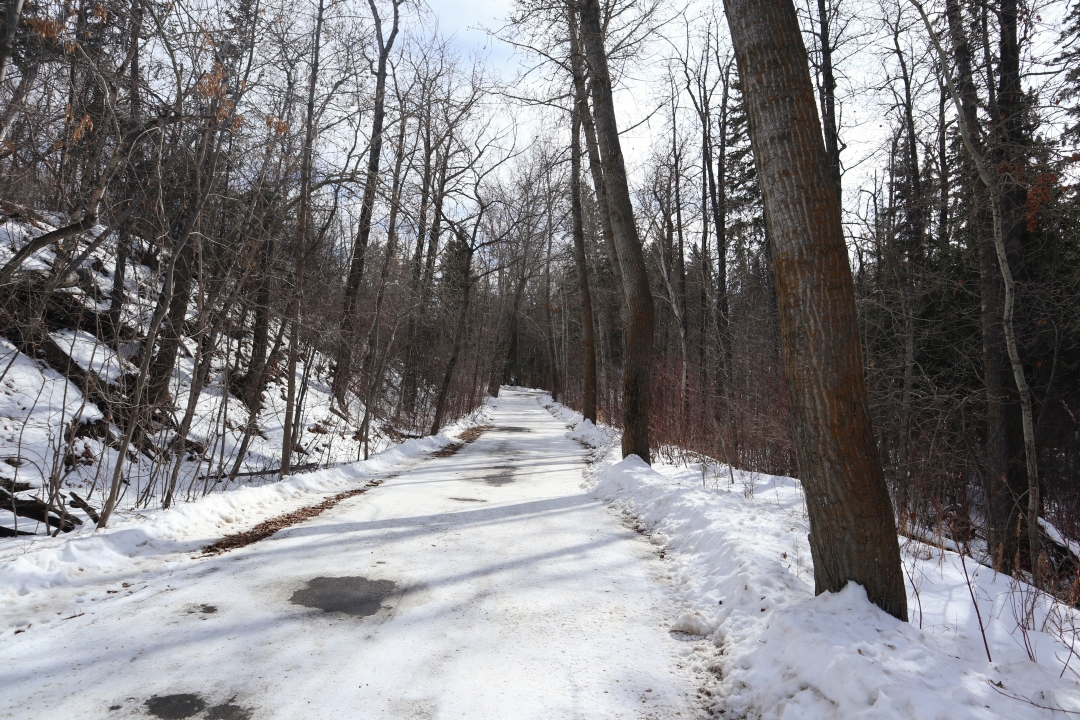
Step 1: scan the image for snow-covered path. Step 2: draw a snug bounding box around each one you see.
[2,389,705,719]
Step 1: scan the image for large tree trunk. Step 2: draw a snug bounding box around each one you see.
[108,231,128,343]
[724,0,907,620]
[144,230,195,406]
[579,0,655,463]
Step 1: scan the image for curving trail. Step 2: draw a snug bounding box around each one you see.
[1,389,705,719]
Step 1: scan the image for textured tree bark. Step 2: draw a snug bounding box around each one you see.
[579,0,655,463]
[724,0,907,620]
[570,105,598,423]
[243,238,274,411]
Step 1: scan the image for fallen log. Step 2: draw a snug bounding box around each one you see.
[0,526,37,537]
[0,487,80,532]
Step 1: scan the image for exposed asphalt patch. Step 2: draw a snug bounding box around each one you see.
[289,576,400,617]
[205,702,253,720]
[449,497,487,502]
[201,479,384,556]
[483,465,515,486]
[185,604,217,614]
[496,426,531,433]
[143,694,252,720]
[145,694,206,719]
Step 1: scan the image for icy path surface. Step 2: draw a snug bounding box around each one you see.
[1,389,705,719]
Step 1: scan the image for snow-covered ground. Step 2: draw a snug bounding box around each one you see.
[542,394,1080,718]
[4,387,1078,719]
[0,390,707,719]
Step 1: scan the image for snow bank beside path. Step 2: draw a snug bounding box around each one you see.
[0,407,490,627]
[539,393,1080,719]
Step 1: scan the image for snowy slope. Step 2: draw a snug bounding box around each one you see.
[541,393,1080,719]
[0,213,421,536]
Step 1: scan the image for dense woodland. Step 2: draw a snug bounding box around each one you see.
[1,0,1079,612]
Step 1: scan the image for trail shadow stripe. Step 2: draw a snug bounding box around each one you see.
[201,480,383,556]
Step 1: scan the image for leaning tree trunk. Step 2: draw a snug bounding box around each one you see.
[579,0,656,463]
[568,6,626,337]
[724,0,908,621]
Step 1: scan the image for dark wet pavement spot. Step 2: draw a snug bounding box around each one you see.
[483,466,515,486]
[187,604,216,614]
[145,694,206,719]
[290,576,399,616]
[206,702,253,720]
[497,426,531,433]
[449,497,487,502]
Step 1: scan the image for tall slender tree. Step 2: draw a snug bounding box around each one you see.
[578,0,656,463]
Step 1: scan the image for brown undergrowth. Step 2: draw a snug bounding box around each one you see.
[201,479,384,556]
